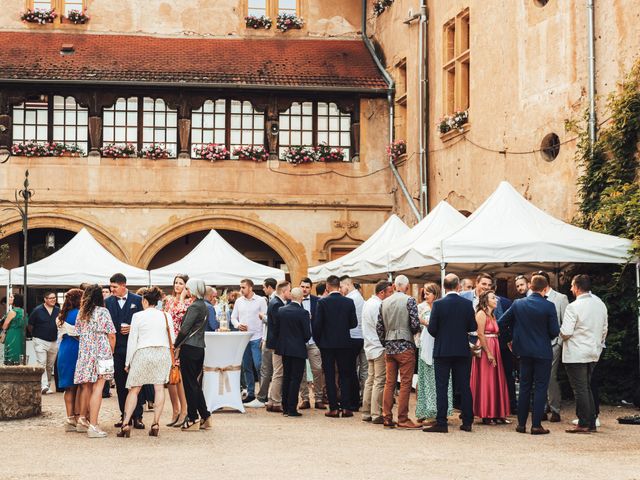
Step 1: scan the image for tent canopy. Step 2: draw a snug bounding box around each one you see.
[440,181,635,273]
[348,201,467,282]
[150,230,285,286]
[307,214,409,282]
[0,267,8,285]
[10,228,150,286]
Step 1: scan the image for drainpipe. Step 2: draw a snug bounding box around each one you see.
[587,0,596,147]
[418,1,429,217]
[362,0,422,222]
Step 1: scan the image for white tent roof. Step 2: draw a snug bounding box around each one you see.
[308,214,409,282]
[10,228,150,286]
[150,230,285,286]
[0,267,8,284]
[441,181,634,272]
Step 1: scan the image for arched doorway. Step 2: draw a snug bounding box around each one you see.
[1,228,76,269]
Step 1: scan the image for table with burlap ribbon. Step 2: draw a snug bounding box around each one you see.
[203,365,242,395]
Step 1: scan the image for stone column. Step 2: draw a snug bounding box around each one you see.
[88,116,102,158]
[178,118,191,159]
[0,114,11,156]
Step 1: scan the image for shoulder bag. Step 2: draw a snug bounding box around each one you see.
[163,312,181,385]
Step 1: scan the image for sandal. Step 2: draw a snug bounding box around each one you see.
[149,423,159,437]
[116,425,131,438]
[166,414,180,427]
[180,418,201,431]
[494,418,512,425]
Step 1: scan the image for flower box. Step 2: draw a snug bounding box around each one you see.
[386,139,406,163]
[11,141,84,157]
[233,145,269,162]
[65,9,90,24]
[373,0,394,17]
[193,143,230,161]
[282,146,315,165]
[139,144,172,159]
[21,8,57,24]
[245,15,272,29]
[437,110,469,135]
[277,13,304,31]
[315,144,345,163]
[100,143,137,158]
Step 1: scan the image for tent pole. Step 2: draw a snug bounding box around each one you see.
[440,262,446,292]
[636,262,640,375]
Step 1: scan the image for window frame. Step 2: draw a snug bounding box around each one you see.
[246,0,300,18]
[27,0,87,22]
[442,8,470,116]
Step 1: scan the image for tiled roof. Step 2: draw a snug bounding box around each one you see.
[0,32,388,92]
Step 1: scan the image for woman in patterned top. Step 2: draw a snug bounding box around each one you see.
[74,285,116,438]
[163,274,192,427]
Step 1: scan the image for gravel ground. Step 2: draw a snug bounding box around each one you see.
[1,393,639,480]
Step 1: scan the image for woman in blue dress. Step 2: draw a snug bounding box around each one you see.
[56,288,84,432]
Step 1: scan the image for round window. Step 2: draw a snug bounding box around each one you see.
[540,133,560,161]
[534,0,550,7]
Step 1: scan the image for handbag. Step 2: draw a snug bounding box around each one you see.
[163,312,181,385]
[97,357,114,375]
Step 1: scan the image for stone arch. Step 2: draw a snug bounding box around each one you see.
[0,213,130,261]
[135,214,308,282]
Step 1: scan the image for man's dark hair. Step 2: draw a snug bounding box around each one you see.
[43,290,55,300]
[354,283,362,291]
[326,275,340,288]
[300,277,312,286]
[338,275,350,282]
[530,275,549,292]
[443,275,460,291]
[263,278,277,290]
[241,278,254,288]
[475,273,494,284]
[572,274,591,293]
[534,270,551,283]
[110,273,127,284]
[316,282,327,296]
[375,281,391,295]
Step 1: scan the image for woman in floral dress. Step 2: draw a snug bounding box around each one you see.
[415,282,453,422]
[74,285,116,438]
[163,274,192,426]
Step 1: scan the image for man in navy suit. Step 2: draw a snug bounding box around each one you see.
[105,273,144,429]
[499,274,559,435]
[276,287,312,417]
[424,274,477,433]
[263,281,290,413]
[299,277,324,410]
[312,275,358,418]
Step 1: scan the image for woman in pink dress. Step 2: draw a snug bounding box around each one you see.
[163,274,193,427]
[470,290,511,424]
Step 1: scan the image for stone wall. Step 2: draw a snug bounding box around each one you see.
[0,365,43,420]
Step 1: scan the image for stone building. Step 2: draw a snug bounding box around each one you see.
[0,0,638,298]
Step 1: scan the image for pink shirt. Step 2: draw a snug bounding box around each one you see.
[230,294,268,341]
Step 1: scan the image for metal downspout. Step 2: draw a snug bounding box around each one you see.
[419,1,429,217]
[587,0,597,147]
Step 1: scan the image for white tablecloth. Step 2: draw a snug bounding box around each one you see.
[203,332,252,413]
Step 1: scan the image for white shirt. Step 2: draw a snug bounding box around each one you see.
[347,289,365,339]
[231,294,268,341]
[560,293,608,363]
[302,296,315,345]
[125,308,175,368]
[546,288,569,346]
[117,292,128,309]
[362,295,384,360]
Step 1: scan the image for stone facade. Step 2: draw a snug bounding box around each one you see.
[0,365,44,420]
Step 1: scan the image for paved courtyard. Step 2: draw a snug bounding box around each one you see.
[1,393,639,480]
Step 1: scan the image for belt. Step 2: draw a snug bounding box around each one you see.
[484,333,499,338]
[203,365,242,395]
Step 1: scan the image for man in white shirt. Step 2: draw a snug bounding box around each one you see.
[561,274,608,434]
[340,275,367,410]
[361,280,393,424]
[231,278,268,406]
[298,277,326,410]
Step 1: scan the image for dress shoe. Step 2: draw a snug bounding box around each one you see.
[397,420,422,430]
[383,419,397,428]
[423,424,448,433]
[314,402,327,410]
[515,425,526,434]
[531,426,550,435]
[362,415,372,422]
[549,412,561,423]
[133,418,145,430]
[421,420,437,428]
[371,416,384,425]
[269,405,283,413]
[341,410,354,418]
[566,426,591,434]
[540,412,549,422]
[460,424,472,432]
[299,400,311,410]
[325,410,340,418]
[288,411,302,417]
[114,419,125,428]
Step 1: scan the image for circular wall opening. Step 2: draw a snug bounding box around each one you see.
[534,0,550,7]
[540,133,560,161]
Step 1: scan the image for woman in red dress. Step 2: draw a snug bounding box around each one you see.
[470,290,511,424]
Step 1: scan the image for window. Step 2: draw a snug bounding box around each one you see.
[247,0,267,16]
[442,9,470,115]
[278,101,352,160]
[28,1,85,15]
[246,0,298,17]
[278,0,297,15]
[191,100,226,152]
[32,1,52,10]
[63,0,83,15]
[12,99,48,143]
[142,97,178,155]
[229,100,265,156]
[52,96,88,152]
[103,97,138,145]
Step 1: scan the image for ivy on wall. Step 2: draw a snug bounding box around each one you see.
[567,60,640,401]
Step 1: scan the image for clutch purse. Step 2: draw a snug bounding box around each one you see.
[97,357,114,375]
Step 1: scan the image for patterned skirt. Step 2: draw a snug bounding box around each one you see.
[126,346,171,388]
[415,354,453,420]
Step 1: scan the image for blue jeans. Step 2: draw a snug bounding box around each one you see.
[242,339,263,397]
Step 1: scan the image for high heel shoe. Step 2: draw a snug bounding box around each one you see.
[166,414,180,427]
[172,416,187,428]
[200,416,212,430]
[76,416,89,433]
[149,423,159,437]
[116,424,131,438]
[180,418,201,431]
[64,416,77,432]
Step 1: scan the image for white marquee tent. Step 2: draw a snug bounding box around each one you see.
[150,230,285,286]
[10,228,150,286]
[307,214,409,282]
[0,267,8,285]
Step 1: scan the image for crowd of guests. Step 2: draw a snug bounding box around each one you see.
[0,267,608,437]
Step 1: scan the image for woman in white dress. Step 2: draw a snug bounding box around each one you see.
[117,286,175,438]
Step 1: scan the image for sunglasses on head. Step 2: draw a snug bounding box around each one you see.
[515,275,527,281]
